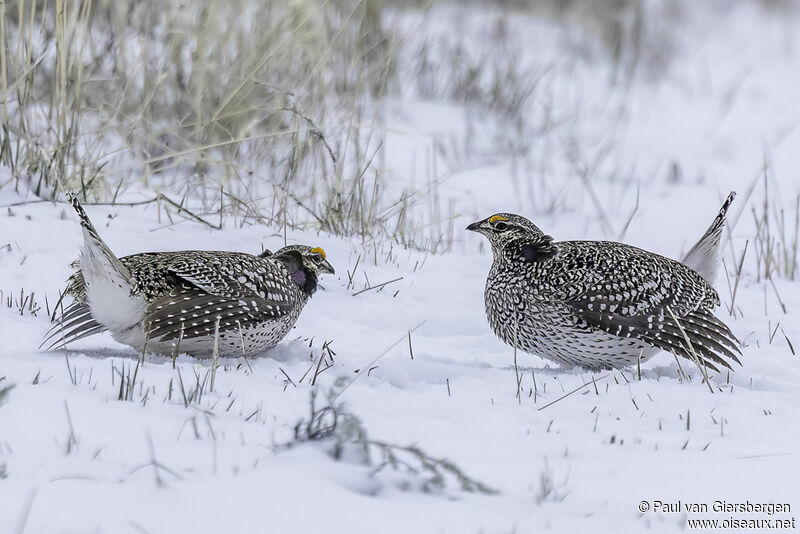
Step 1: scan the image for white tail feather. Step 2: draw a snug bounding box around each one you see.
[682,191,735,285]
[68,193,146,333]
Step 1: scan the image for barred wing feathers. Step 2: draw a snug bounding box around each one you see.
[557,242,741,371]
[144,256,297,341]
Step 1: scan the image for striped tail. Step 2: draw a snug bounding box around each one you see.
[40,301,107,350]
[682,191,735,285]
[61,193,143,337]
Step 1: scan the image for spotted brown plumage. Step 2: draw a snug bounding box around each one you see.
[43,194,335,357]
[467,194,741,372]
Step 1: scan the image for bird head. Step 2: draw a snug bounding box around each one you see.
[466,213,556,261]
[272,245,335,296]
[275,245,335,274]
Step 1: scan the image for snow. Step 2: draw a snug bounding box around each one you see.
[2,2,800,533]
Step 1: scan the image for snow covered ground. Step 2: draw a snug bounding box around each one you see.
[2,2,800,533]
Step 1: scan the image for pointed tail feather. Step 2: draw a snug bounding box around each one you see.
[44,324,107,351]
[67,192,132,282]
[66,192,144,332]
[682,191,736,284]
[41,302,107,350]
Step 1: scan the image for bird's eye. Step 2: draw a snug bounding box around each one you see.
[311,253,323,263]
[494,221,509,231]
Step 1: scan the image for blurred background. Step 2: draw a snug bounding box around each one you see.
[2,0,799,270]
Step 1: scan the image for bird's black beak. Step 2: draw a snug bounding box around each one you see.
[321,259,335,275]
[466,220,484,232]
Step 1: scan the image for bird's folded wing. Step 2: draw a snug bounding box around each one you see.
[164,254,286,299]
[145,283,295,341]
[562,265,741,371]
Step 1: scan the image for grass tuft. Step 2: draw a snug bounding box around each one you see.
[1,288,41,316]
[287,378,498,495]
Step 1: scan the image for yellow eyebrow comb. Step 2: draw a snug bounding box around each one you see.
[489,215,507,223]
[310,247,327,259]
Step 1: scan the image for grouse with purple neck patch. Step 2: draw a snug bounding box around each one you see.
[43,193,335,357]
[467,193,741,372]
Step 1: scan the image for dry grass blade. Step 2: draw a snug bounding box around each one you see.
[538,375,610,411]
[332,321,427,402]
[722,240,748,318]
[352,277,404,297]
[210,317,220,392]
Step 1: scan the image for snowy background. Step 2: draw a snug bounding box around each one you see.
[1,1,799,532]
